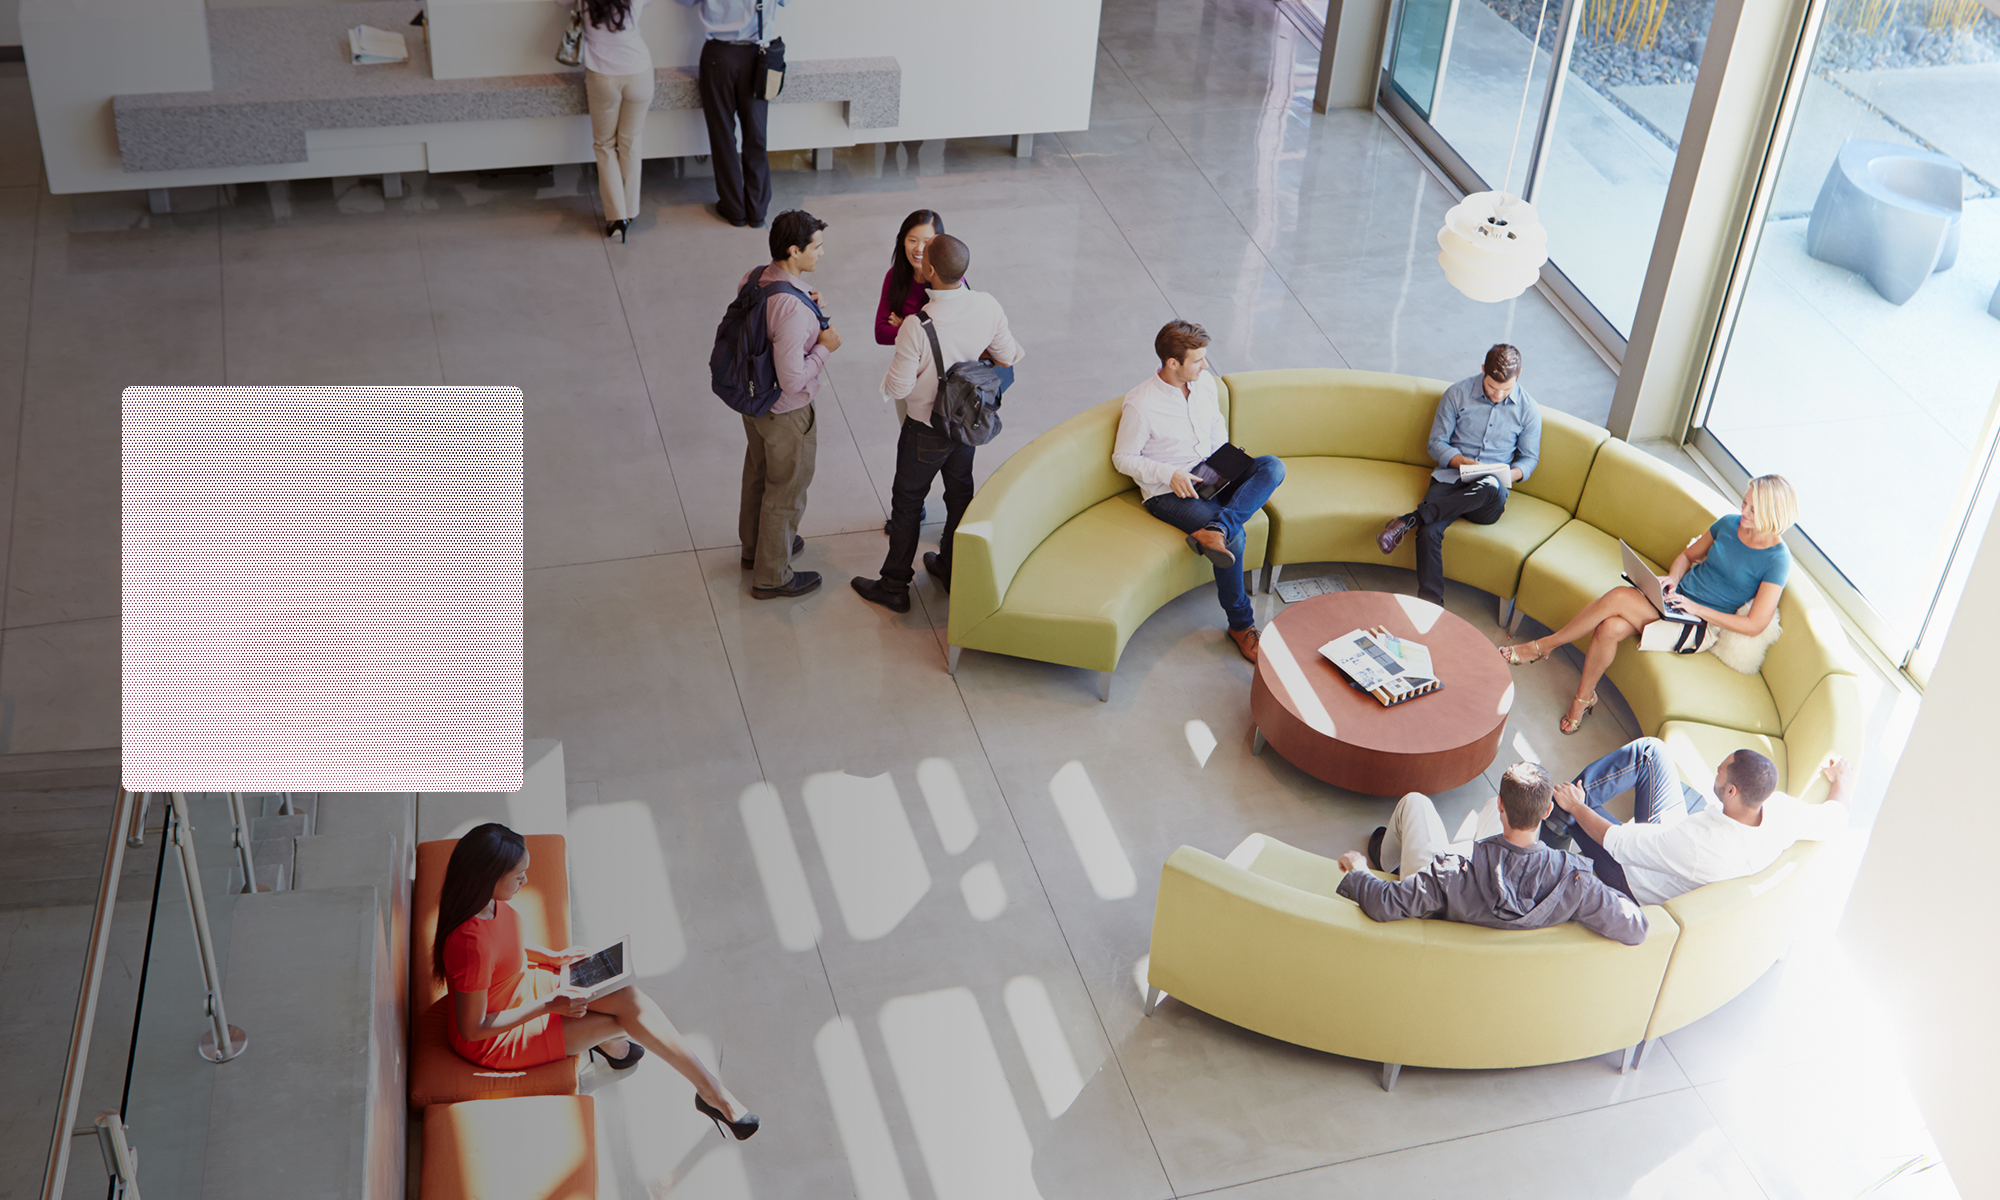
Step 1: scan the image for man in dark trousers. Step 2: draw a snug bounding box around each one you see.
[1377,343,1542,605]
[678,0,787,227]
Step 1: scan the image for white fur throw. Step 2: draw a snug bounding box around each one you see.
[1712,600,1782,675]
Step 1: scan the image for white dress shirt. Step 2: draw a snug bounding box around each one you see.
[882,285,1024,427]
[1602,793,1850,907]
[1112,370,1228,502]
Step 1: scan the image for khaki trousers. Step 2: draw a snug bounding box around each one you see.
[585,68,653,221]
[1379,790,1504,878]
[740,404,818,588]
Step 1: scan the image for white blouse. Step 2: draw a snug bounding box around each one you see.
[560,0,654,77]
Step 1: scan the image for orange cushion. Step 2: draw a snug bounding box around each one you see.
[412,835,579,1107]
[422,1097,597,1200]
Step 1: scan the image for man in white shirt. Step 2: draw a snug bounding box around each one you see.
[1541,736,1855,905]
[1112,321,1285,662]
[678,0,787,228]
[852,235,1023,613]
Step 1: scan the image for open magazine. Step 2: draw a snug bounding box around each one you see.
[1319,626,1441,707]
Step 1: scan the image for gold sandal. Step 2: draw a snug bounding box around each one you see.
[1499,639,1547,666]
[1560,692,1599,735]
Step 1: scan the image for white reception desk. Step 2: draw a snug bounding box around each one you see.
[22,0,1102,196]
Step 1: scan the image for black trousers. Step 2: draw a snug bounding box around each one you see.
[879,418,975,589]
[1410,476,1506,604]
[697,40,771,225]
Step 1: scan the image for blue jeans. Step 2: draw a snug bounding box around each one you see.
[1542,736,1706,900]
[1142,455,1286,632]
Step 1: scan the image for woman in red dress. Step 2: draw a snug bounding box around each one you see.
[434,823,759,1139]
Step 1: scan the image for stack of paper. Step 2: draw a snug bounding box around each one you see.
[349,25,409,64]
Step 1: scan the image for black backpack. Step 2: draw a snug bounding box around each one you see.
[917,313,1008,446]
[711,269,824,418]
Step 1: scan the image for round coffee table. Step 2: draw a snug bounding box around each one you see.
[1250,590,1514,795]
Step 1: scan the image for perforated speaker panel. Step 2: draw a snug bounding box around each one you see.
[123,386,524,792]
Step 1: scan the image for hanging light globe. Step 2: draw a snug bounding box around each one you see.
[1437,191,1549,303]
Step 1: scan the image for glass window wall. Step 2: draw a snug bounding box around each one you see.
[1696,0,2000,655]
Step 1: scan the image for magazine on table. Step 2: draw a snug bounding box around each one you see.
[1318,626,1442,708]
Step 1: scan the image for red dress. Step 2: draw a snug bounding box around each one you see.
[442,902,569,1069]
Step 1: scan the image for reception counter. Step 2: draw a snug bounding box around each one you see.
[23,0,1101,196]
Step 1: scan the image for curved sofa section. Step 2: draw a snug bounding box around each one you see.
[948,389,1267,689]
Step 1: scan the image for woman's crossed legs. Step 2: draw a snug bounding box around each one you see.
[1505,585,1660,726]
[561,984,749,1123]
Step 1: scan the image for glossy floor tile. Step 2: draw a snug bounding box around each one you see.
[0,0,1953,1197]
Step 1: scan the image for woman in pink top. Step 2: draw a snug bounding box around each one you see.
[875,208,946,346]
[560,0,654,240]
[434,823,760,1139]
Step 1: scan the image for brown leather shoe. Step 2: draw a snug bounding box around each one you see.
[1187,527,1235,568]
[1228,625,1260,663]
[1378,514,1418,555]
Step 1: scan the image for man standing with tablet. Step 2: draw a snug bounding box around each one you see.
[1112,320,1286,663]
[1378,344,1542,606]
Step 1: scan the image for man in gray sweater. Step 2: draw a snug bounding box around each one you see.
[1333,762,1649,945]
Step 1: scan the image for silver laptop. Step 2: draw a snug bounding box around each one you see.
[1620,540,1692,620]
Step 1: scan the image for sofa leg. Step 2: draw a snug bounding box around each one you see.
[1619,1039,1655,1074]
[1267,563,1283,594]
[947,645,961,675]
[1096,671,1112,703]
[1379,1062,1401,1092]
[1506,605,1524,636]
[1145,986,1163,1014]
[1498,595,1514,628]
[1251,727,1266,756]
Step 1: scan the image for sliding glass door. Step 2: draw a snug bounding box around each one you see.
[1381,0,1716,344]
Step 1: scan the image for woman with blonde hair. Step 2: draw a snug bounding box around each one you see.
[560,0,654,241]
[1500,474,1797,734]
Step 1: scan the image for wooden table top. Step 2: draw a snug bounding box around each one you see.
[1252,590,1515,756]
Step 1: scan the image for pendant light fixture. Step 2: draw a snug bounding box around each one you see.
[1436,0,1555,303]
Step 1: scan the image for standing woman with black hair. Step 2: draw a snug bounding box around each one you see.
[875,209,945,347]
[559,0,654,240]
[434,823,759,1139]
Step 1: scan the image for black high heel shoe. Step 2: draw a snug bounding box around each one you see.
[606,219,628,242]
[694,1096,760,1141]
[589,1041,645,1070]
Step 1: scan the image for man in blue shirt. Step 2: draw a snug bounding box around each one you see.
[679,0,786,227]
[1378,344,1542,605]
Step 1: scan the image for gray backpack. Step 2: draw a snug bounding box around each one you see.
[918,313,1007,447]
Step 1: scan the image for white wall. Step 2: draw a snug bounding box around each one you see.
[2,0,21,47]
[22,0,1103,194]
[1839,494,2000,1197]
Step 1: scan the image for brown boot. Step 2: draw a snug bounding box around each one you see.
[1228,625,1260,663]
[1378,514,1418,555]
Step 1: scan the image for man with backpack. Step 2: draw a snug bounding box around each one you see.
[851,234,1022,614]
[730,209,839,598]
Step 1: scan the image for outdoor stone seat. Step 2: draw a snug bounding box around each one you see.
[1806,138,1964,305]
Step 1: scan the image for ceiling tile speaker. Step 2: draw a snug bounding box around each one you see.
[123,386,524,792]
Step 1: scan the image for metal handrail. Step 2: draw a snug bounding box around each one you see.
[41,788,140,1200]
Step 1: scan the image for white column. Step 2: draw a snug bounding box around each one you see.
[1608,0,1814,440]
[1839,507,2000,1197]
[1313,0,1391,113]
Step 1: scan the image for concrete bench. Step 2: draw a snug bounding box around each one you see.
[112,0,900,174]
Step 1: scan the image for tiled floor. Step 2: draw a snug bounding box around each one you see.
[0,1,1961,1197]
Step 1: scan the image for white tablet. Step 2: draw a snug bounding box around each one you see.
[561,935,633,1001]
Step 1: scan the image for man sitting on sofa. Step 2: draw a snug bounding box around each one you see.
[1334,762,1648,945]
[1111,320,1286,663]
[1542,736,1854,906]
[1377,343,1542,605]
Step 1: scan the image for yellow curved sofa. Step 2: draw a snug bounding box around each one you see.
[947,386,1267,700]
[1095,369,1865,1081]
